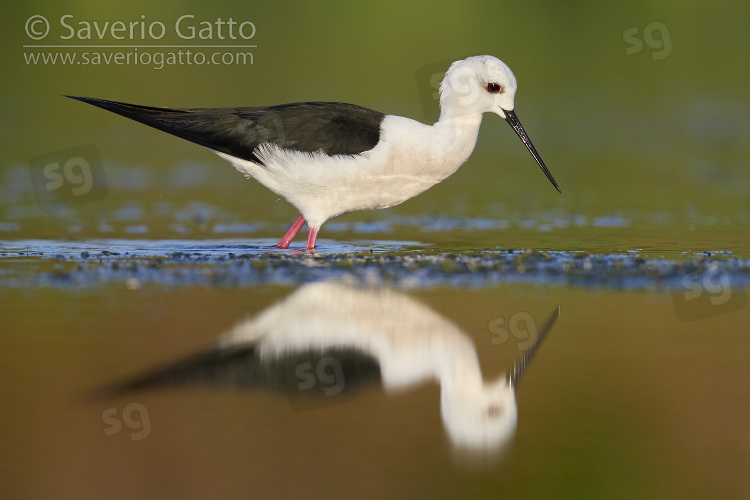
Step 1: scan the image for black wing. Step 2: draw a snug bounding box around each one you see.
[66,96,386,164]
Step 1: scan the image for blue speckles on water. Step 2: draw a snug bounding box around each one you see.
[124,225,149,235]
[1,239,748,291]
[114,204,144,222]
[166,162,211,189]
[593,216,629,228]
[213,223,261,234]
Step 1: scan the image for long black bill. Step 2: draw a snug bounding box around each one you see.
[509,305,561,388]
[503,109,561,194]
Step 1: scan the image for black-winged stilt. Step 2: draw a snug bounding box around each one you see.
[68,55,560,251]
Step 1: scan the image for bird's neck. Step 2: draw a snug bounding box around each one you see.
[436,108,484,129]
[431,112,483,166]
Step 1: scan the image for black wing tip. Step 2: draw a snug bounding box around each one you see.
[65,95,100,103]
[64,95,127,110]
[64,95,191,116]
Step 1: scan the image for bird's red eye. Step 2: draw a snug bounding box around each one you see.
[487,83,502,94]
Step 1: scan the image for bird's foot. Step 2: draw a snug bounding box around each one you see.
[276,215,306,249]
[306,227,319,253]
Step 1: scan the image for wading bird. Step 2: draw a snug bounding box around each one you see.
[68,55,559,251]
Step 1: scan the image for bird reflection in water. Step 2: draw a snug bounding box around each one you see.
[101,282,559,454]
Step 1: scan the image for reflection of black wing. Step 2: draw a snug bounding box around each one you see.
[94,343,382,399]
[66,96,385,163]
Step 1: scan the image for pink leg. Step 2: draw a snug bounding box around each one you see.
[275,215,306,249]
[306,226,319,252]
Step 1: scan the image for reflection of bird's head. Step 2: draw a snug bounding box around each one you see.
[440,377,518,450]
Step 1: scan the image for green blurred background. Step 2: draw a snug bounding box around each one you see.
[1,1,748,255]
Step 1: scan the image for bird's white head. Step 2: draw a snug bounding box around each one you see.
[439,55,562,194]
[439,55,517,121]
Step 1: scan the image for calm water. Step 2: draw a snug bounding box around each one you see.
[1,240,749,498]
